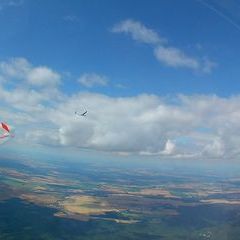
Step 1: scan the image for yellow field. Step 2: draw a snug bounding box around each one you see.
[201,199,240,205]
[60,195,118,215]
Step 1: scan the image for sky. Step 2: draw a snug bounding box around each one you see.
[1,0,240,161]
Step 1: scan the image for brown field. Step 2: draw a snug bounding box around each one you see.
[59,195,119,215]
[137,188,177,198]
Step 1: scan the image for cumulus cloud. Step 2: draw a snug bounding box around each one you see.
[1,58,240,161]
[162,140,176,155]
[0,58,61,88]
[44,93,240,160]
[0,86,45,112]
[112,19,216,73]
[0,58,30,80]
[112,19,166,45]
[78,73,108,88]
[27,67,61,87]
[154,46,199,70]
[203,137,225,157]
[0,58,63,113]
[25,129,60,147]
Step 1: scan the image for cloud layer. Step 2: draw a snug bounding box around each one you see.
[0,57,239,161]
[112,19,216,73]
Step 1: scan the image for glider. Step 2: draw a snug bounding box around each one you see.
[75,110,87,117]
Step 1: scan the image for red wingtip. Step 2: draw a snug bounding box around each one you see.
[1,122,10,133]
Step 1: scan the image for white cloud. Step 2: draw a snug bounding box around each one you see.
[203,137,225,157]
[112,19,166,45]
[112,19,217,73]
[154,46,199,70]
[25,129,60,147]
[0,86,63,113]
[42,93,240,160]
[162,139,176,155]
[0,58,30,80]
[78,73,108,88]
[1,58,239,161]
[52,93,169,153]
[0,86,45,112]
[0,58,64,113]
[0,58,61,88]
[140,139,176,156]
[27,67,61,87]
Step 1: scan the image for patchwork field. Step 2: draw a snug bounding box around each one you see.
[0,156,240,239]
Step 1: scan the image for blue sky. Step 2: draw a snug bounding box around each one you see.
[1,0,240,161]
[1,0,240,96]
